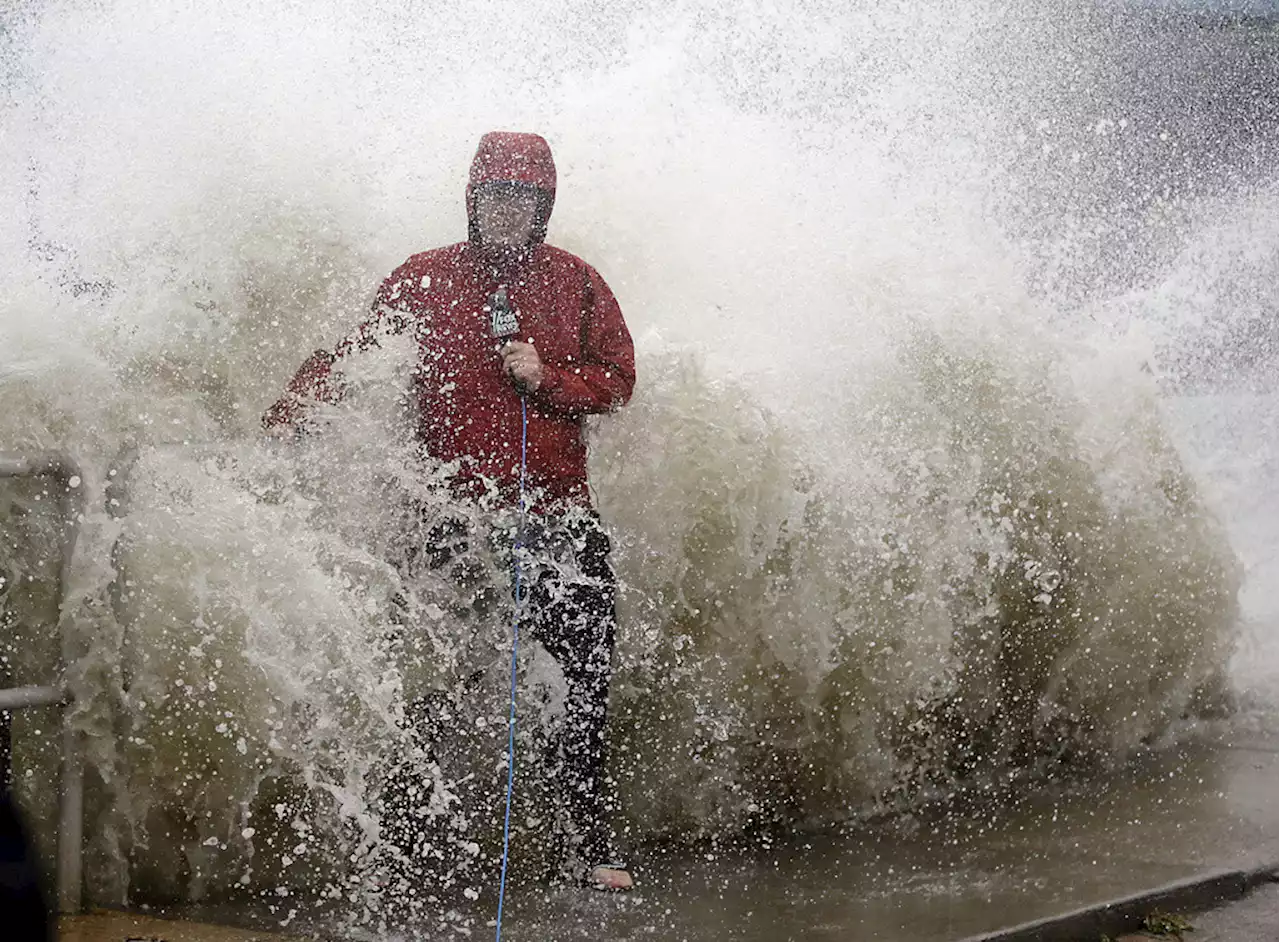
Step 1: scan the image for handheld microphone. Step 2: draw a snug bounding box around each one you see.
[489,285,519,342]
[489,286,527,393]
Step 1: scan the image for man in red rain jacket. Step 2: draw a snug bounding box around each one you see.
[264,132,635,891]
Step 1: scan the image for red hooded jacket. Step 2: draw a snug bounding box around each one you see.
[263,132,636,509]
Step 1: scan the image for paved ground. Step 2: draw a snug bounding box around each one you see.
[53,741,1278,941]
[60,910,299,942]
[58,881,1279,942]
[1114,882,1276,942]
[1158,881,1276,942]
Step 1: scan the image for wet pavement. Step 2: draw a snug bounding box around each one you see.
[60,910,298,942]
[1157,880,1277,942]
[481,739,1277,941]
[88,734,1274,942]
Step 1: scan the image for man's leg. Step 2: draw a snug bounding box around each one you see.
[527,515,625,879]
[377,513,474,879]
[391,513,474,730]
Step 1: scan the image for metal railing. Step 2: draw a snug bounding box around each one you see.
[0,451,85,914]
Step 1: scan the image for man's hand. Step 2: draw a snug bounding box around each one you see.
[501,341,544,392]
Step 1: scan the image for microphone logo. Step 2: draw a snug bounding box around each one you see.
[489,285,519,340]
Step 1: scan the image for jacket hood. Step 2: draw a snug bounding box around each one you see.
[466,131,557,246]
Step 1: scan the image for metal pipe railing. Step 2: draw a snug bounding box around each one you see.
[0,450,85,914]
[0,685,68,712]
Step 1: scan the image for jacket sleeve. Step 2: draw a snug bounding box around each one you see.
[533,263,635,417]
[261,264,417,432]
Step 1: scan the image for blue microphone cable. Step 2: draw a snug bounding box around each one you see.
[494,393,528,940]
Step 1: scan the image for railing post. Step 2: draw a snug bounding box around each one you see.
[57,722,83,914]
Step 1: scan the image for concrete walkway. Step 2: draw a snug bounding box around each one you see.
[54,739,1278,941]
[490,740,1278,941]
[60,910,298,942]
[1131,881,1277,942]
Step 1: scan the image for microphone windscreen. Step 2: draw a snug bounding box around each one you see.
[489,286,519,339]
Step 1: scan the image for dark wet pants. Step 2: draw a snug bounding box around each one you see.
[525,515,618,865]
[420,511,620,866]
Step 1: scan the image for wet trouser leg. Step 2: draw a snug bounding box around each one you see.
[525,516,619,867]
[400,509,621,866]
